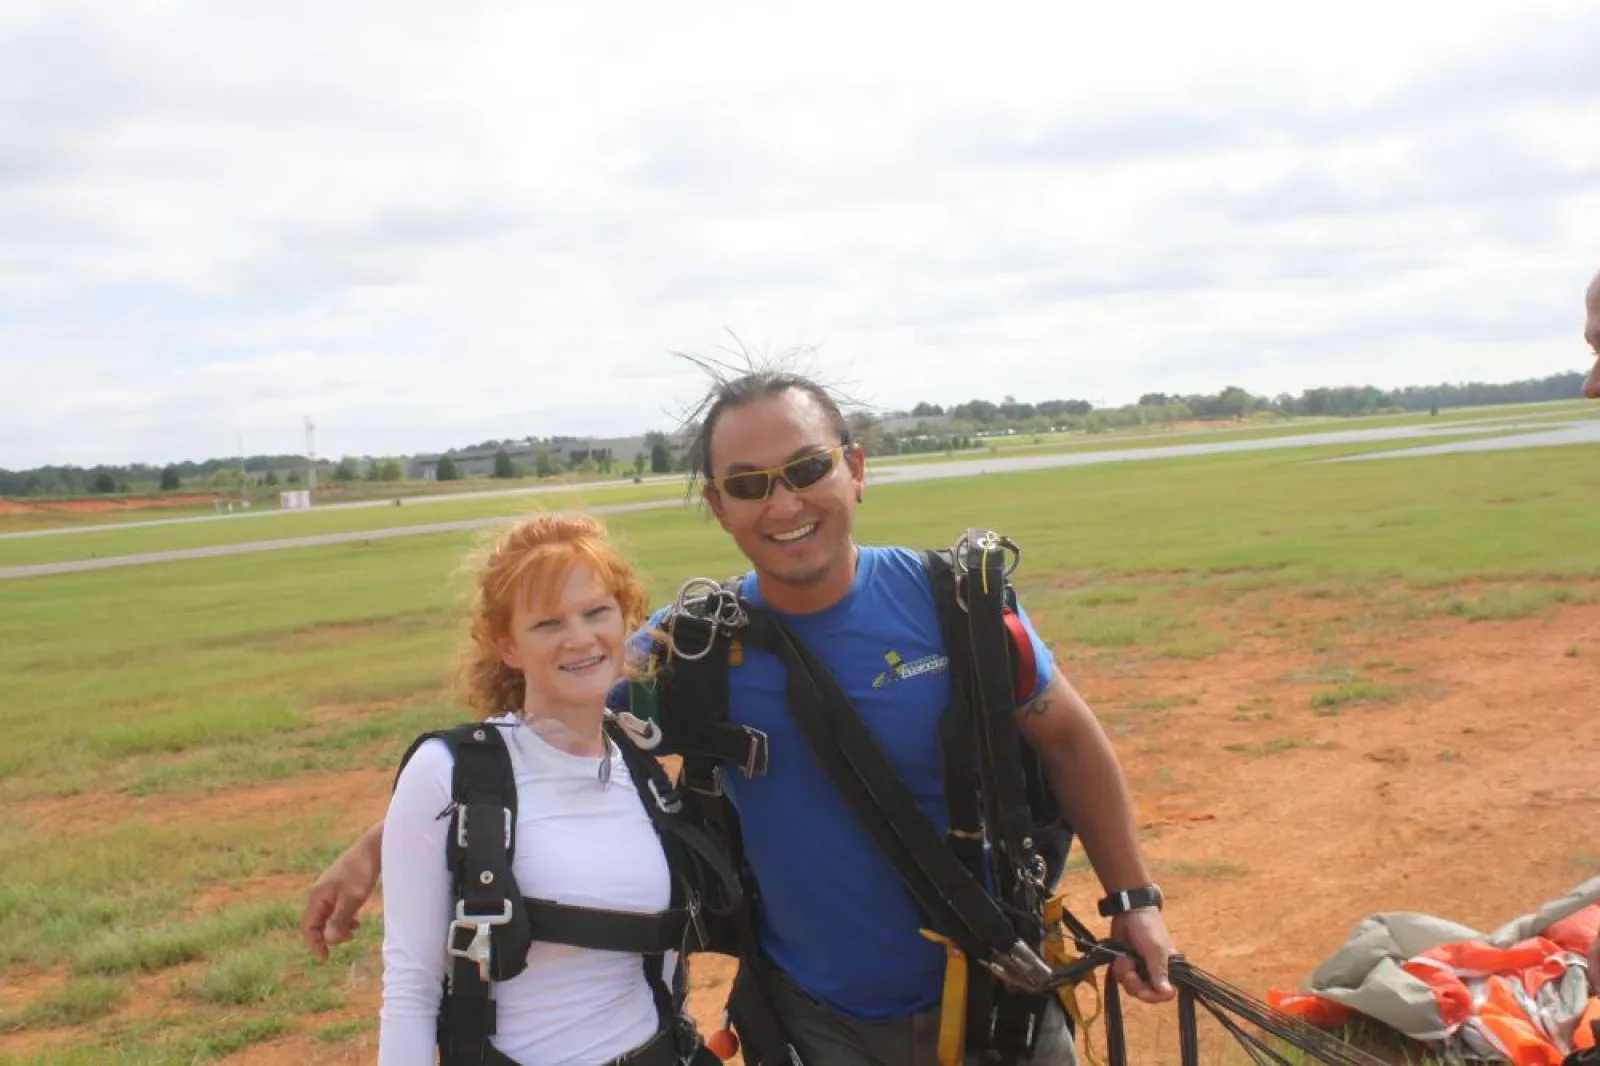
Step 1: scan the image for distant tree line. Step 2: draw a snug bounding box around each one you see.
[901,373,1584,427]
[2,372,1584,497]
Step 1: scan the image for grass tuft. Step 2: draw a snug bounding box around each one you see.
[1309,683,1404,715]
[73,902,298,977]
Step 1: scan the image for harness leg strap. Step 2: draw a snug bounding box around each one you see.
[920,929,971,1066]
[725,957,805,1066]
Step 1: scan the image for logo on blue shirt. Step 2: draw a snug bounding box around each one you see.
[870,649,950,689]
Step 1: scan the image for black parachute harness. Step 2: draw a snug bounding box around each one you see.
[392,716,741,1066]
[642,528,1400,1066]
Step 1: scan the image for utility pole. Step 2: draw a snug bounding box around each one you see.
[304,415,318,496]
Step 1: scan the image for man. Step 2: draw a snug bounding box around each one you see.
[303,370,1176,1063]
[1584,268,1600,399]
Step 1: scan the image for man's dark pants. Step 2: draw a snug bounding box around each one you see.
[765,967,1080,1065]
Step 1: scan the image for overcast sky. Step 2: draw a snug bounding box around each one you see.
[4,0,1598,468]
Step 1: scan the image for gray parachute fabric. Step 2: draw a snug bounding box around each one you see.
[1269,876,1600,1063]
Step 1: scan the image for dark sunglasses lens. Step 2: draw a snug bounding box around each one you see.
[721,472,773,501]
[782,452,836,490]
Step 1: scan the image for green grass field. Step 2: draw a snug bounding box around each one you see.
[3,435,1599,1063]
[9,402,1595,571]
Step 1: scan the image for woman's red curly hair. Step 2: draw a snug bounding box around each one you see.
[458,512,649,718]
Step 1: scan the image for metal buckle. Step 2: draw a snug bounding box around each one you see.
[446,899,514,982]
[984,939,1055,994]
[664,613,718,662]
[952,530,1021,580]
[648,777,683,814]
[742,728,769,779]
[454,805,513,851]
[1021,854,1050,893]
[614,710,662,751]
[687,894,708,949]
[687,763,724,797]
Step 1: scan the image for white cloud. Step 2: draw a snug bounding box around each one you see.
[3,0,1598,467]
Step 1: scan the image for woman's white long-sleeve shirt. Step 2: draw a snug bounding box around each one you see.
[379,715,672,1066]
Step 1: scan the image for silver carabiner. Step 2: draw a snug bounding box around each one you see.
[952,530,1022,580]
[662,576,747,661]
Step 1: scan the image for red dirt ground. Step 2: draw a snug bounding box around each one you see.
[6,590,1598,1064]
[0,493,233,516]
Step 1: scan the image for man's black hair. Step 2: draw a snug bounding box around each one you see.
[673,348,855,494]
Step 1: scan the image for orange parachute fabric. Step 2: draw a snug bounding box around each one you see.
[1269,890,1600,1065]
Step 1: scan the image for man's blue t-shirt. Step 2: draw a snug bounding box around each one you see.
[612,545,1056,1022]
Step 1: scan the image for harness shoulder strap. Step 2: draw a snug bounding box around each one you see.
[398,722,534,1066]
[924,548,989,889]
[653,577,771,788]
[924,541,1072,888]
[738,609,1045,983]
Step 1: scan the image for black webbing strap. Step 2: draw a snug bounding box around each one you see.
[608,718,692,1061]
[929,549,1030,1058]
[726,953,807,1066]
[738,609,1028,972]
[521,898,690,954]
[610,718,744,939]
[959,533,1046,927]
[608,717,738,1063]
[960,531,1042,893]
[438,724,532,1066]
[655,614,771,781]
[926,552,988,884]
[958,534,1061,1062]
[467,1022,687,1066]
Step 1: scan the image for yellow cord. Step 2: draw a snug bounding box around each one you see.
[918,929,969,1066]
[1042,895,1106,1066]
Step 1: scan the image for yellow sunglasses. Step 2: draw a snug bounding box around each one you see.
[712,445,847,502]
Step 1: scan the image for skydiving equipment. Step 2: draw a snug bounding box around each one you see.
[391,717,741,1066]
[649,529,1075,1064]
[648,528,1426,1066]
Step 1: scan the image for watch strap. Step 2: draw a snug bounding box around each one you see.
[1097,883,1163,917]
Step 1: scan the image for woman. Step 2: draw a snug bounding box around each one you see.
[379,512,725,1066]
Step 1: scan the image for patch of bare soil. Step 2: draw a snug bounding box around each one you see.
[0,494,228,516]
[21,767,394,840]
[0,967,197,1058]
[1060,594,1600,1062]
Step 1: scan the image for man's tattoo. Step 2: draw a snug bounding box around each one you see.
[1024,695,1051,718]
